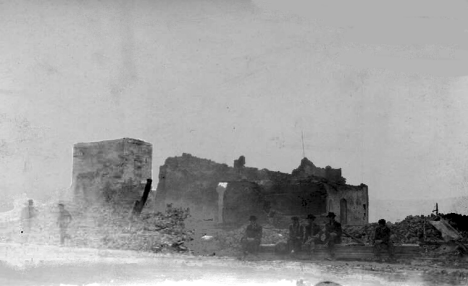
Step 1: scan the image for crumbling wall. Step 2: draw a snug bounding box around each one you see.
[222,181,264,225]
[155,153,367,226]
[154,153,277,219]
[221,179,328,227]
[155,154,233,218]
[325,184,369,226]
[261,180,327,216]
[71,138,152,208]
[292,157,345,183]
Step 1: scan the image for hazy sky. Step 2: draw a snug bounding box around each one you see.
[2,0,468,204]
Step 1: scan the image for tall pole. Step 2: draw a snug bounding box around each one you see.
[301,130,306,158]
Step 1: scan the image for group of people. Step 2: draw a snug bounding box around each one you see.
[288,212,343,260]
[241,212,395,262]
[20,199,73,245]
[20,199,396,261]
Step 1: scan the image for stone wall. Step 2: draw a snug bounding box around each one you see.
[292,157,345,183]
[154,153,276,219]
[155,153,232,217]
[222,181,264,225]
[71,138,152,208]
[155,153,368,226]
[325,184,369,226]
[260,179,328,216]
[221,180,327,227]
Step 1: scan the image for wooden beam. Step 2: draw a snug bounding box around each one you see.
[132,179,153,216]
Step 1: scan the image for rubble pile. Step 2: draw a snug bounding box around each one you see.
[343,216,432,244]
[215,214,468,254]
[2,202,194,253]
[258,225,290,244]
[385,215,439,244]
[342,223,378,244]
[70,205,192,252]
[343,215,468,245]
[4,197,467,262]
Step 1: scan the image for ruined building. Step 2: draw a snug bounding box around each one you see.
[70,138,368,226]
[155,154,368,227]
[71,138,152,208]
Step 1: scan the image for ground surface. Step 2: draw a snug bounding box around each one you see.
[1,243,468,286]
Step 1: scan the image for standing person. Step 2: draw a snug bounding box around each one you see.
[288,217,303,254]
[303,214,321,253]
[241,215,263,257]
[325,212,342,260]
[20,199,38,243]
[372,219,395,262]
[57,203,72,245]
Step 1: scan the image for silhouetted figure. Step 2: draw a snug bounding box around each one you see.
[20,199,38,243]
[241,215,262,257]
[325,212,342,260]
[57,203,72,245]
[288,216,303,254]
[372,219,395,262]
[303,214,320,252]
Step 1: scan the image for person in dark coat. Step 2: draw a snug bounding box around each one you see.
[288,216,303,254]
[57,203,72,245]
[373,219,395,261]
[325,212,342,260]
[303,214,321,252]
[241,215,262,256]
[20,199,38,243]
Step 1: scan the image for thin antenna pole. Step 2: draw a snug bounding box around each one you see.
[301,130,306,158]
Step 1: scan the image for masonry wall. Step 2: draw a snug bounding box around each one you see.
[325,184,369,226]
[261,180,327,216]
[221,180,328,227]
[155,153,368,226]
[292,158,345,183]
[154,153,286,219]
[155,154,237,218]
[71,138,152,208]
[222,181,264,225]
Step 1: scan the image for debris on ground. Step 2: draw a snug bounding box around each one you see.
[2,199,468,269]
[343,214,468,245]
[0,201,193,253]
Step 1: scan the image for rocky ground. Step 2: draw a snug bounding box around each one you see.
[0,202,193,253]
[2,203,467,257]
[2,202,468,285]
[0,243,468,286]
[1,242,468,286]
[342,214,468,245]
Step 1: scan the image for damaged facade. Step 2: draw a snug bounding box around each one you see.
[155,154,368,227]
[71,138,152,208]
[69,138,368,226]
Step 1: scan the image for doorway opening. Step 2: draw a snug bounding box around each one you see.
[340,198,347,225]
